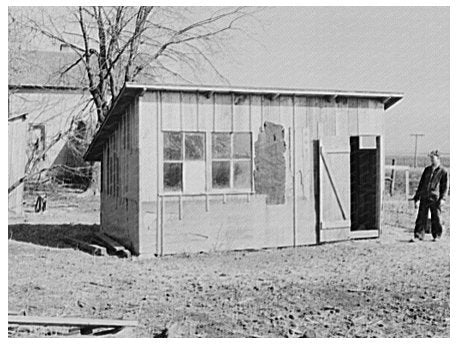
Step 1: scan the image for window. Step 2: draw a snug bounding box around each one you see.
[211,132,252,190]
[27,124,46,162]
[212,161,230,188]
[163,132,205,192]
[359,135,377,149]
[234,160,251,188]
[164,162,182,191]
[185,134,205,160]
[162,131,252,193]
[212,133,231,188]
[212,133,231,159]
[163,132,183,191]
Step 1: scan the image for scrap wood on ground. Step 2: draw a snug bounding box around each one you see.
[8,315,137,337]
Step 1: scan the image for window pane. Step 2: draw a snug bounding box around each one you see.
[234,161,252,189]
[184,161,206,193]
[185,133,204,160]
[212,133,231,159]
[164,163,182,191]
[233,133,251,158]
[359,136,377,149]
[212,161,230,188]
[164,132,182,160]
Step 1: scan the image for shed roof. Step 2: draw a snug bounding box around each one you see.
[84,82,403,161]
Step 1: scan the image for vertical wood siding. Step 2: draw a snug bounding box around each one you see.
[109,89,385,256]
[100,98,140,254]
[8,117,28,217]
[138,91,159,256]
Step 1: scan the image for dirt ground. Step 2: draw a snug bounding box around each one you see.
[8,191,450,338]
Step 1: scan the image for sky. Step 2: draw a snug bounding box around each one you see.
[214,6,450,155]
[8,6,450,155]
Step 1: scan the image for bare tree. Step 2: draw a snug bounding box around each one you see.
[16,6,259,123]
[7,88,97,194]
[9,9,99,194]
[8,6,260,195]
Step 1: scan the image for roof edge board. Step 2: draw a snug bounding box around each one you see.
[8,112,28,122]
[125,82,404,99]
[85,83,404,161]
[9,84,87,91]
[384,96,403,110]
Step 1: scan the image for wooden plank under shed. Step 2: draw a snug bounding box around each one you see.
[64,238,107,256]
[8,315,138,328]
[94,232,131,258]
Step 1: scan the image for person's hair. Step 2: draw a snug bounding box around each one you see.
[429,150,440,158]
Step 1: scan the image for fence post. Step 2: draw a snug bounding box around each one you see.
[390,159,396,196]
[405,169,410,200]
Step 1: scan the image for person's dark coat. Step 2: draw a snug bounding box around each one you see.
[413,165,448,202]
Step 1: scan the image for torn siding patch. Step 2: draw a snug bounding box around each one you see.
[254,121,287,204]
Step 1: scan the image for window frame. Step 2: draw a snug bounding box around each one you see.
[163,131,184,193]
[28,123,46,161]
[211,132,252,192]
[161,130,253,195]
[162,131,206,194]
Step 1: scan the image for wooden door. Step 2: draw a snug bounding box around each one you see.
[318,136,351,243]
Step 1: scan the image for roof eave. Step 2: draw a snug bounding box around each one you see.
[84,83,404,161]
[383,96,403,110]
[124,82,404,102]
[84,86,127,161]
[84,85,145,161]
[9,84,87,92]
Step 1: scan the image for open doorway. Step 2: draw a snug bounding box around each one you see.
[350,136,381,233]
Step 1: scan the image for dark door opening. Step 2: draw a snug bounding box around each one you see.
[350,136,380,232]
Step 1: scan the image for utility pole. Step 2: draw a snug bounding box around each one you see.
[410,133,424,168]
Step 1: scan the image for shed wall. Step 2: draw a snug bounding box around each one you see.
[100,100,140,254]
[136,90,385,256]
[138,92,159,256]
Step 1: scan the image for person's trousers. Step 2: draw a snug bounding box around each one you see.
[414,198,443,239]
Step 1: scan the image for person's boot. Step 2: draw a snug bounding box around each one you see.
[411,233,424,242]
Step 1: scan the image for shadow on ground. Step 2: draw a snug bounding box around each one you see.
[8,224,100,249]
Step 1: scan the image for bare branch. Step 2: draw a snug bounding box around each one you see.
[13,6,260,123]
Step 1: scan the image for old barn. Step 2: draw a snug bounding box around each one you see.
[8,113,28,218]
[84,83,403,257]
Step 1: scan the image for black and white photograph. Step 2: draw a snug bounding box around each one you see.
[7,3,451,339]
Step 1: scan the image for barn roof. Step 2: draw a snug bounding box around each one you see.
[9,50,158,89]
[84,82,403,161]
[9,50,87,88]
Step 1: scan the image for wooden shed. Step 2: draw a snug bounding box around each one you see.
[84,83,403,257]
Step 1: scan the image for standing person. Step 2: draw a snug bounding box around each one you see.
[411,150,449,241]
